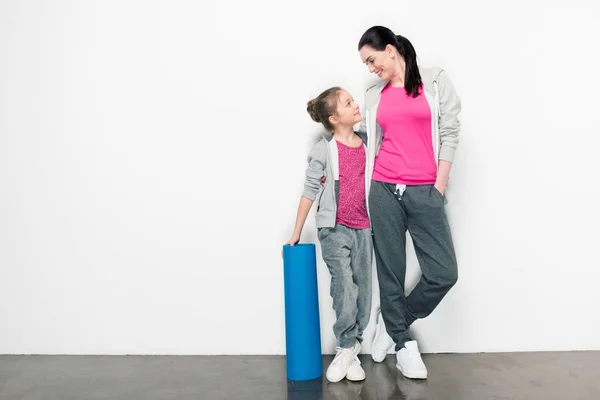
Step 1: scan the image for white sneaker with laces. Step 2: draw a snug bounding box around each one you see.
[326,342,361,383]
[345,356,365,381]
[396,340,428,379]
[371,310,395,362]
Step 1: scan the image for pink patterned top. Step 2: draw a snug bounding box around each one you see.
[335,141,370,229]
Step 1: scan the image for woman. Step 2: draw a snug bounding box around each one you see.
[357,25,461,380]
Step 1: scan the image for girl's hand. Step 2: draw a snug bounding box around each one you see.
[286,233,300,246]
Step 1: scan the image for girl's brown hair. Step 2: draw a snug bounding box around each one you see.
[306,87,342,131]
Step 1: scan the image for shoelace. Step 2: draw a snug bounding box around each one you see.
[331,346,353,365]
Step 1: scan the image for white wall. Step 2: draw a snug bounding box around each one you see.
[1,0,599,355]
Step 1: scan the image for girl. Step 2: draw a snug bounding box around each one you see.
[287,87,373,383]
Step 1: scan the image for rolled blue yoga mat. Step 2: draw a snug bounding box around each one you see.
[282,243,322,381]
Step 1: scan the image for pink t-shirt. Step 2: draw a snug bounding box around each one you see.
[372,84,437,185]
[335,141,370,229]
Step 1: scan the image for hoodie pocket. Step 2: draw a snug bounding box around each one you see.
[430,185,448,206]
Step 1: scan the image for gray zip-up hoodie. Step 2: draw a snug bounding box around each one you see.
[301,132,368,228]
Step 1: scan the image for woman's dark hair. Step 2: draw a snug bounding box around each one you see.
[306,87,342,132]
[358,26,422,98]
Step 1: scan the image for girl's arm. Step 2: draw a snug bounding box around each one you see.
[287,141,327,246]
[287,197,314,246]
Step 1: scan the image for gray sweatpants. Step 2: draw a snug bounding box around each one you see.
[318,224,373,348]
[369,181,458,351]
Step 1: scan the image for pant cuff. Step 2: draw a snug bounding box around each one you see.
[394,335,412,352]
[340,338,357,348]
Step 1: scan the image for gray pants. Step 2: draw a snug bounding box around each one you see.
[318,225,373,348]
[369,181,458,350]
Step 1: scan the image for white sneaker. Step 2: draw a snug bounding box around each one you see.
[396,340,428,379]
[326,342,361,383]
[371,310,395,362]
[345,356,366,381]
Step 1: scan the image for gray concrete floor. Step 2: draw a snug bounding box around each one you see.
[1,352,599,399]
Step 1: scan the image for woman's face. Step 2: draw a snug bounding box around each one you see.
[359,45,396,81]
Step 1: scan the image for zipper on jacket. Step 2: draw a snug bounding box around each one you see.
[317,182,326,212]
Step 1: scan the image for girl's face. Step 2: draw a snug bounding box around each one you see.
[359,45,396,81]
[330,90,362,127]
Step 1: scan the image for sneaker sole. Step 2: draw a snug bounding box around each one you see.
[325,373,345,383]
[346,374,366,382]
